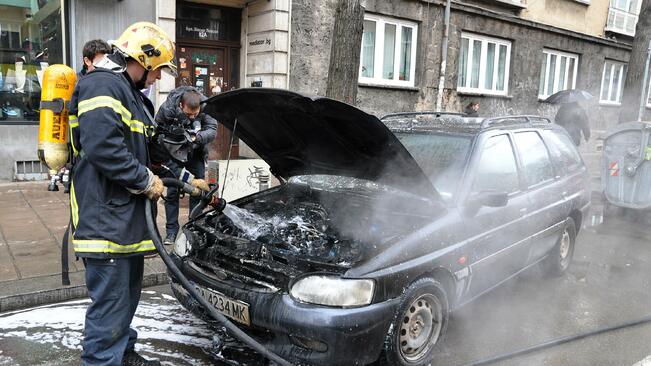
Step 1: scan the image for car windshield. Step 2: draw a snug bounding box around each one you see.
[394,132,472,203]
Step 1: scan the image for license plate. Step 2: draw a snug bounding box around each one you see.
[195,285,251,326]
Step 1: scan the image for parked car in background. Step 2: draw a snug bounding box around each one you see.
[168,89,590,366]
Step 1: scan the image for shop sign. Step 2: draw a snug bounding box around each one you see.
[178,20,221,41]
[247,34,273,53]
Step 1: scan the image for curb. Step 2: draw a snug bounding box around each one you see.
[0,272,170,313]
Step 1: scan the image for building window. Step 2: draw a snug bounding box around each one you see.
[0,0,64,123]
[606,0,642,36]
[359,14,418,87]
[538,49,578,100]
[457,33,511,96]
[600,60,627,105]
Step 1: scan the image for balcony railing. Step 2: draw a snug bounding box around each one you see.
[605,7,639,36]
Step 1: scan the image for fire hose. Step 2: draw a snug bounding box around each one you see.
[461,313,651,366]
[144,178,294,366]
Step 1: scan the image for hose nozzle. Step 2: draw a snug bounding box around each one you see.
[209,197,227,212]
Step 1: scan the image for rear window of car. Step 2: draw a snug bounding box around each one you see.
[513,131,555,187]
[394,132,472,202]
[542,129,583,175]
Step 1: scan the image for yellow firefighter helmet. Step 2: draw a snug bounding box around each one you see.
[112,22,177,76]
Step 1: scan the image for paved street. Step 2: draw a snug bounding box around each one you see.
[0,181,188,313]
[2,206,651,365]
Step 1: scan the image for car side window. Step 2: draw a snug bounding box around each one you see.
[514,131,555,187]
[542,130,583,175]
[472,134,520,194]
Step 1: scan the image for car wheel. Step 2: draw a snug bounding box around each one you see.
[543,217,576,276]
[384,278,448,366]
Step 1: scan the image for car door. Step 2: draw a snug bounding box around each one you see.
[463,133,531,299]
[512,130,566,263]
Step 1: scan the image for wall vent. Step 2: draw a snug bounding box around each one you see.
[15,160,49,181]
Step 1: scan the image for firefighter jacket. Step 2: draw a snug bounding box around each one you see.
[68,68,157,258]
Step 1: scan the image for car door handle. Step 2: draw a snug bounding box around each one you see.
[519,208,527,214]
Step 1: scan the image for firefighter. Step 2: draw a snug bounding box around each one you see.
[67,22,191,366]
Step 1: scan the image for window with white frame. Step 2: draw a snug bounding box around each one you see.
[359,14,418,87]
[606,0,641,36]
[600,60,627,105]
[538,49,579,100]
[457,33,511,96]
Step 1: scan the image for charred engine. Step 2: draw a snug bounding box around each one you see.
[184,181,435,290]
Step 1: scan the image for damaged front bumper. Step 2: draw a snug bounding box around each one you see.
[167,253,399,366]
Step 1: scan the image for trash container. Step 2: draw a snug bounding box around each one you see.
[602,121,651,209]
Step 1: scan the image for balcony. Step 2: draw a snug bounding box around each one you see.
[605,7,639,36]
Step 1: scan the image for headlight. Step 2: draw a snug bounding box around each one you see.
[174,231,189,257]
[290,275,375,307]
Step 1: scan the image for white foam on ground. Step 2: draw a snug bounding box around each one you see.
[0,290,213,365]
[633,356,651,366]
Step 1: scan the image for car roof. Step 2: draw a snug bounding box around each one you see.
[380,112,554,135]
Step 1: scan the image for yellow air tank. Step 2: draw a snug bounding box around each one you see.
[37,64,77,175]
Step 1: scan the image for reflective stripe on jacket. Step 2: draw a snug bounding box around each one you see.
[69,69,156,258]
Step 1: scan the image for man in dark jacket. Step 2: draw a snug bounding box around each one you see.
[464,101,480,117]
[554,102,591,146]
[155,86,217,244]
[69,22,188,366]
[77,39,111,79]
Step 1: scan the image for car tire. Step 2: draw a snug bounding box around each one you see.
[384,278,448,366]
[543,217,576,276]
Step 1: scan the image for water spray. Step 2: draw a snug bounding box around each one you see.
[144,178,294,366]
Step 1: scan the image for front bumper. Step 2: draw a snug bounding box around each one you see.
[168,254,399,366]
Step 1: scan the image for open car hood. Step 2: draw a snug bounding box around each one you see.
[203,88,438,200]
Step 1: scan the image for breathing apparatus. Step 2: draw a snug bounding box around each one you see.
[37,64,77,191]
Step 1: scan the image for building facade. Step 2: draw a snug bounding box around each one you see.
[290,0,643,175]
[0,0,645,180]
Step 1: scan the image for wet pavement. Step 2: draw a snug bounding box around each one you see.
[3,210,651,365]
[437,210,651,366]
[0,286,214,366]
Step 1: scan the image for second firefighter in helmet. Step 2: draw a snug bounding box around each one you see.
[68,22,201,366]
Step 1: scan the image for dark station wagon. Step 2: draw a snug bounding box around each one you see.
[168,89,590,366]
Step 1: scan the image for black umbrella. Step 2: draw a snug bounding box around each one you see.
[544,89,593,104]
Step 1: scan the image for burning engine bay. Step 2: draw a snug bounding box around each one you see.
[184,178,437,287]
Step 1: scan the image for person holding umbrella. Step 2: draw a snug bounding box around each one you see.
[545,89,592,146]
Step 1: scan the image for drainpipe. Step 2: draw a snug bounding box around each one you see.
[637,40,651,122]
[435,0,451,112]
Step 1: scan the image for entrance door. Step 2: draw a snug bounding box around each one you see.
[176,45,239,160]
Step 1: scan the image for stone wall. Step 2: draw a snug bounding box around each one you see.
[0,125,40,180]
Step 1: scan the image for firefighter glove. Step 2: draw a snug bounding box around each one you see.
[191,178,210,193]
[140,169,164,201]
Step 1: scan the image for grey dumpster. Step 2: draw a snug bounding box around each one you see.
[602,121,651,209]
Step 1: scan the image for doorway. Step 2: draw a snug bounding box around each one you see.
[175,2,242,160]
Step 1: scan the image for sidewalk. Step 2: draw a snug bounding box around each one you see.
[0,180,188,313]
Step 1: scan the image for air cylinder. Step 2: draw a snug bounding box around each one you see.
[37,64,77,174]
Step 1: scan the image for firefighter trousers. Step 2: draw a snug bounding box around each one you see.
[81,256,144,366]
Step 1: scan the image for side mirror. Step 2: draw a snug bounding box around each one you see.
[464,191,509,216]
[477,191,509,208]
